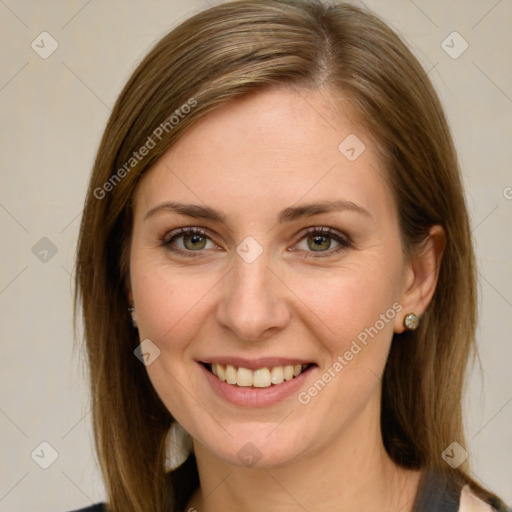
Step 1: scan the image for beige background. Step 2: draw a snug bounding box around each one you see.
[0,1,511,511]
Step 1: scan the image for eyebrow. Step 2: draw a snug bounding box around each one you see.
[144,199,372,224]
[143,199,372,224]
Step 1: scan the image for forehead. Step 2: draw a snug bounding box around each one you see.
[133,87,394,225]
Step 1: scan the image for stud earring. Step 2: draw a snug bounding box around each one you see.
[128,307,138,328]
[403,312,419,330]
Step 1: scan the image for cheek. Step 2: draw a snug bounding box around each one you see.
[289,260,402,356]
[132,243,404,357]
[129,256,218,418]
[132,262,215,348]
[288,263,403,432]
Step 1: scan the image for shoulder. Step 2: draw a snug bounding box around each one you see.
[66,504,106,512]
[459,486,512,512]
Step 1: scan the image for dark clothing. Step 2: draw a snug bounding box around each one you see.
[413,469,460,511]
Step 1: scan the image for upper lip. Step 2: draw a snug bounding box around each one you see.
[199,357,316,370]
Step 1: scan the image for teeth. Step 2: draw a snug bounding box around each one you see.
[283,365,294,381]
[225,364,237,384]
[210,363,310,388]
[236,367,253,387]
[270,366,284,384]
[253,368,271,387]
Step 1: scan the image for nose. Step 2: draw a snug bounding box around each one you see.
[215,249,290,342]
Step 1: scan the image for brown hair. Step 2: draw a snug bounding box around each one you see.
[74,1,498,510]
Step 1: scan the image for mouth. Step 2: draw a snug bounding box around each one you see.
[201,361,316,388]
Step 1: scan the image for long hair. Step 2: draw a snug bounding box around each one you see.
[74,1,492,510]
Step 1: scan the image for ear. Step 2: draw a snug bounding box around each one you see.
[394,224,446,333]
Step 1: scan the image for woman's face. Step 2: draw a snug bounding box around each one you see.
[128,87,416,468]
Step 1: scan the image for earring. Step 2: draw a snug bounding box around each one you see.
[165,421,194,471]
[403,312,419,330]
[128,307,138,328]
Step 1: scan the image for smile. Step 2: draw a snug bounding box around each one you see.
[204,362,315,388]
[198,359,318,407]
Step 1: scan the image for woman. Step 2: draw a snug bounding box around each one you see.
[71,1,510,511]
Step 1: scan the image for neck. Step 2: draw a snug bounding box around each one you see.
[185,402,422,512]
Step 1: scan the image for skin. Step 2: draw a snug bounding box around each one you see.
[126,87,445,511]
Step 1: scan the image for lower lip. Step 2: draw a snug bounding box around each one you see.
[199,363,316,407]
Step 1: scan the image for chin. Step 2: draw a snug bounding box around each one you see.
[194,421,315,470]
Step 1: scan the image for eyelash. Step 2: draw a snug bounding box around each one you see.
[160,226,352,259]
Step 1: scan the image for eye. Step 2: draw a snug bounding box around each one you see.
[160,226,352,259]
[293,227,352,258]
[161,227,219,255]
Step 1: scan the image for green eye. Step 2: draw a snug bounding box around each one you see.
[306,234,333,252]
[162,226,352,259]
[294,227,351,257]
[162,227,215,255]
[182,232,207,250]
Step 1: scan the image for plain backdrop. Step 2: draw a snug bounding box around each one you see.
[0,1,511,511]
